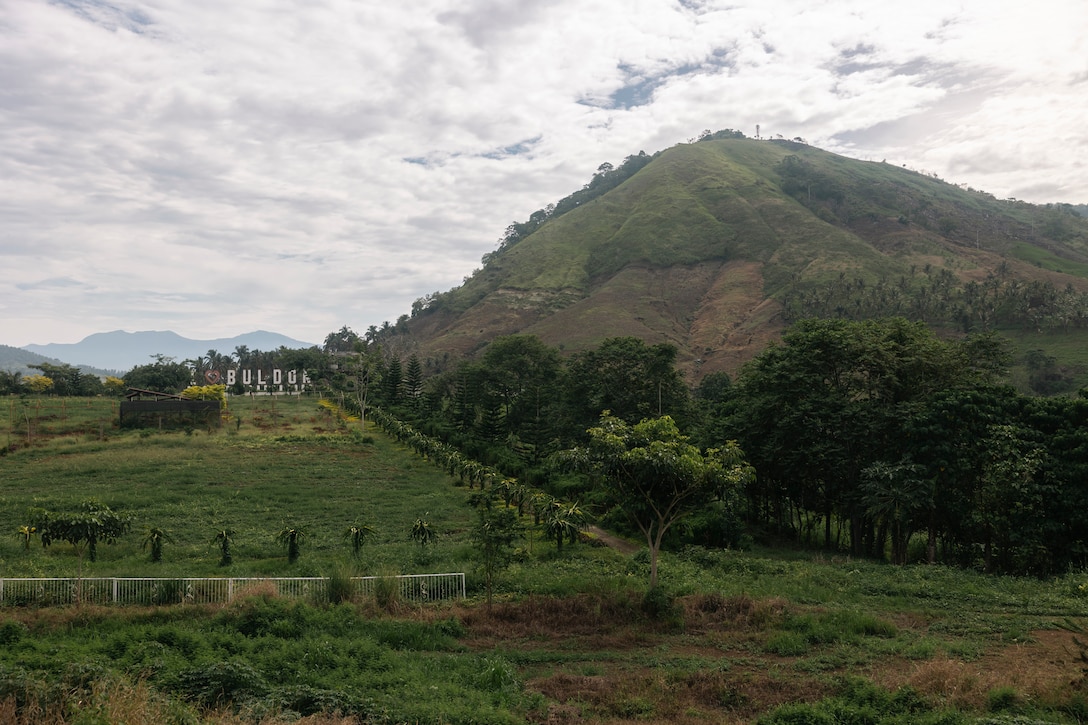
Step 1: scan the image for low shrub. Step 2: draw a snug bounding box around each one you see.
[783,609,897,646]
[764,631,808,656]
[325,568,356,605]
[987,686,1021,713]
[168,660,268,708]
[758,678,962,725]
[374,573,400,611]
[0,620,27,646]
[641,585,677,622]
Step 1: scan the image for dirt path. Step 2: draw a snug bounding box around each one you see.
[586,525,640,555]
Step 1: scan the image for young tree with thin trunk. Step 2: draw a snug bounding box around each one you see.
[34,500,130,601]
[562,413,752,588]
[470,495,521,608]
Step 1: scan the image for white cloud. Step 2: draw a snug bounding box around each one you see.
[1,0,1086,346]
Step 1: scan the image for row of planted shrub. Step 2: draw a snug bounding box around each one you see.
[368,407,589,548]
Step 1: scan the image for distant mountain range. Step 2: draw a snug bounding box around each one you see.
[11,330,317,373]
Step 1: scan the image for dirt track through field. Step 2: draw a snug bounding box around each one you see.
[587,525,640,555]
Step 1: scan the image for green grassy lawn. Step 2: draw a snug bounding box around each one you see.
[0,395,485,578]
[2,395,1088,724]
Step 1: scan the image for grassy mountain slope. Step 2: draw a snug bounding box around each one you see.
[407,136,1088,384]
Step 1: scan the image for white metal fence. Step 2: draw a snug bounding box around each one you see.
[0,573,465,607]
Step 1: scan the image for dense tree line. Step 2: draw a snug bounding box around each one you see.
[3,344,331,397]
[0,363,112,396]
[367,335,691,486]
[360,321,1088,577]
[11,314,1088,577]
[711,318,1088,576]
[784,265,1088,341]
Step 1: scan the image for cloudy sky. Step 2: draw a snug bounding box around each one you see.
[2,0,1086,348]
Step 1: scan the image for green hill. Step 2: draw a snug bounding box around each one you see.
[0,344,115,379]
[403,135,1088,388]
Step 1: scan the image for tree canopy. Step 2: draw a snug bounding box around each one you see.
[32,500,131,567]
[123,356,193,393]
[563,413,752,587]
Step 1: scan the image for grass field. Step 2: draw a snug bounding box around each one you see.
[0,395,484,578]
[2,395,1088,724]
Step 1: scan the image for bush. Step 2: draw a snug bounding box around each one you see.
[148,579,185,605]
[987,686,1021,713]
[325,568,356,605]
[0,621,27,646]
[757,702,836,724]
[266,684,367,717]
[217,596,306,639]
[783,610,897,645]
[758,678,960,725]
[169,660,268,708]
[374,574,400,611]
[641,585,677,622]
[473,655,521,696]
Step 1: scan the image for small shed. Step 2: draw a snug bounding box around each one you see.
[120,388,221,429]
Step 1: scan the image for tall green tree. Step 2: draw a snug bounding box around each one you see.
[328,346,383,431]
[563,337,691,432]
[860,461,929,565]
[323,326,362,353]
[479,335,562,447]
[450,363,484,432]
[562,414,752,588]
[974,424,1049,573]
[0,370,22,395]
[404,354,424,404]
[123,356,193,393]
[28,362,103,396]
[382,357,403,406]
[728,317,1009,554]
[900,385,1020,565]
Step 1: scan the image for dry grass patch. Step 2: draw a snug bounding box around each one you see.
[461,592,647,641]
[876,628,1088,711]
[680,592,789,632]
[529,665,828,725]
[0,678,183,725]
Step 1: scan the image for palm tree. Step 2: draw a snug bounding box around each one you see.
[277,526,306,564]
[16,524,36,551]
[213,529,235,567]
[861,461,930,565]
[545,501,587,551]
[345,522,375,559]
[410,517,437,549]
[141,526,172,563]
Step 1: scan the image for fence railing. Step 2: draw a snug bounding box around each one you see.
[0,573,466,607]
